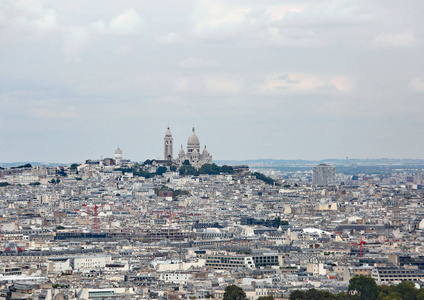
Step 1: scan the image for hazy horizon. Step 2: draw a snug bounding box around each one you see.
[3,157,424,167]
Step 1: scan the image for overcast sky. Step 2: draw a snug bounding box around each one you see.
[1,0,424,163]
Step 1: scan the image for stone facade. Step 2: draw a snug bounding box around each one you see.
[164,126,212,169]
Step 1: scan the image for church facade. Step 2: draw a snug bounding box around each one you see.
[164,126,212,169]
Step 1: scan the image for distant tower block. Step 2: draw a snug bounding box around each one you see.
[115,147,123,165]
[392,199,401,228]
[312,164,336,186]
[164,126,173,160]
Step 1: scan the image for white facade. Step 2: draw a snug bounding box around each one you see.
[48,258,72,273]
[165,126,212,169]
[115,147,123,165]
[71,255,112,272]
[159,271,192,284]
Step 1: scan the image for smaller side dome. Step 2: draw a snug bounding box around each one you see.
[203,145,209,155]
[179,145,185,155]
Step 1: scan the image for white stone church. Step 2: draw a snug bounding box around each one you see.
[164,126,212,169]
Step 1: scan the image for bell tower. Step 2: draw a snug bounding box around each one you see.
[164,126,173,160]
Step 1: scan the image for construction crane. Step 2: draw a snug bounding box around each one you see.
[94,204,98,233]
[350,237,366,258]
[81,204,99,233]
[148,210,183,229]
[359,237,366,258]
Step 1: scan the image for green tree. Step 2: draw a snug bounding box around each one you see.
[156,166,168,176]
[377,292,401,300]
[348,275,378,300]
[335,292,350,300]
[257,296,274,300]
[304,289,322,300]
[179,165,198,176]
[16,163,32,168]
[290,290,305,300]
[199,163,221,175]
[320,291,338,299]
[251,172,279,185]
[133,169,155,178]
[416,289,424,300]
[182,160,191,166]
[223,285,247,300]
[70,163,79,170]
[393,281,417,300]
[221,165,234,173]
[170,165,177,172]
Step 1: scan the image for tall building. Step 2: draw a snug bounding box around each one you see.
[164,126,212,169]
[164,126,173,161]
[312,164,335,186]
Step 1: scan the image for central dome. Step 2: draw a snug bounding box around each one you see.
[187,127,200,146]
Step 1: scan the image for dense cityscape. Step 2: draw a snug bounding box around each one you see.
[2,0,424,299]
[0,128,424,299]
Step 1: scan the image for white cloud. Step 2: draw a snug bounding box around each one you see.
[32,8,57,31]
[268,26,324,48]
[89,20,107,34]
[408,78,424,93]
[204,76,243,93]
[259,73,325,92]
[156,32,179,44]
[109,9,142,35]
[0,0,57,40]
[62,9,142,61]
[62,27,89,62]
[330,76,353,92]
[259,74,353,93]
[175,77,189,92]
[179,57,219,69]
[375,32,419,48]
[191,0,250,34]
[266,5,305,22]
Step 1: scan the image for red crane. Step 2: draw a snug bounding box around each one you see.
[81,204,99,233]
[359,237,366,258]
[350,237,366,258]
[94,204,98,233]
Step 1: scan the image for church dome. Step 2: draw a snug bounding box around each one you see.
[115,147,122,155]
[202,145,209,155]
[187,127,200,147]
[179,145,185,156]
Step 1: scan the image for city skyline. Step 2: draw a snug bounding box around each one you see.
[1,1,424,162]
